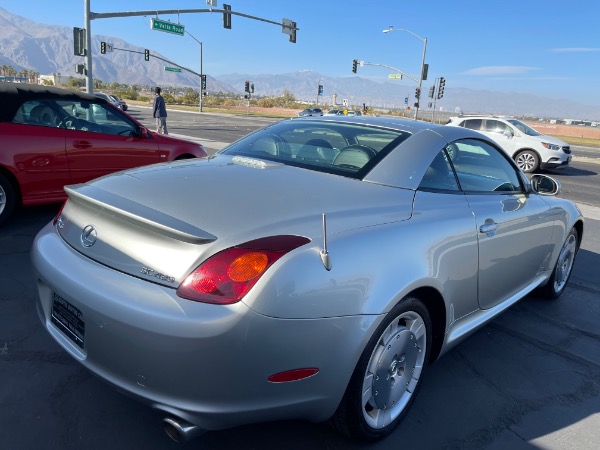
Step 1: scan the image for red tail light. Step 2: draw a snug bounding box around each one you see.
[177,235,310,304]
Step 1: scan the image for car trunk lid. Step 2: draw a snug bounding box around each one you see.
[56,155,415,287]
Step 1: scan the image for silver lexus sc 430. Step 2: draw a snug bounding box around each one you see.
[31,117,583,442]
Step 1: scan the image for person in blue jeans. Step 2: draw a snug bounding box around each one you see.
[153,87,168,134]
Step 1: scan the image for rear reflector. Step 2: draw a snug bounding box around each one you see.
[268,368,319,383]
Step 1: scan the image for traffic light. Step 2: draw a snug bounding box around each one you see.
[144,49,150,61]
[73,27,85,56]
[251,83,254,93]
[100,41,106,54]
[201,75,207,90]
[415,87,421,99]
[352,59,357,73]
[223,4,232,29]
[289,21,297,43]
[437,77,445,99]
[244,81,250,93]
[429,86,435,98]
[421,63,429,81]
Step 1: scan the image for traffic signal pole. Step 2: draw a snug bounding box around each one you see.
[186,31,203,112]
[82,0,298,97]
[352,59,425,120]
[382,27,427,121]
[415,37,427,121]
[84,0,93,93]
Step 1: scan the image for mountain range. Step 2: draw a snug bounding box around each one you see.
[1,6,600,120]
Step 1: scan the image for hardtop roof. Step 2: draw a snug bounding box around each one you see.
[0,82,107,122]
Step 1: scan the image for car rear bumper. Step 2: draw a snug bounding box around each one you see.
[31,222,375,430]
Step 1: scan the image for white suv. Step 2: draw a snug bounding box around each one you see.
[446,116,572,173]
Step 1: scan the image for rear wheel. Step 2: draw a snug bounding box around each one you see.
[541,227,579,299]
[0,173,17,226]
[514,150,539,173]
[330,296,431,441]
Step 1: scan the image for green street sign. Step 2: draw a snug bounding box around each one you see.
[388,73,402,80]
[164,67,182,73]
[151,19,185,36]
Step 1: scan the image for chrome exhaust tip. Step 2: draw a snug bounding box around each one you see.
[162,417,206,442]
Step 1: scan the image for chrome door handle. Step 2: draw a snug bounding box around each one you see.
[480,222,498,234]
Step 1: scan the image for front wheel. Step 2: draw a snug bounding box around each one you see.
[540,227,579,299]
[514,150,539,173]
[330,296,432,441]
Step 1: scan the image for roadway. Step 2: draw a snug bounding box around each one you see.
[1,109,600,450]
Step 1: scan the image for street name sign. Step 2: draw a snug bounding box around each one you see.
[151,19,185,36]
[388,73,402,80]
[164,67,182,73]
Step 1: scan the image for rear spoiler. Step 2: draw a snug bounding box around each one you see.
[65,184,217,244]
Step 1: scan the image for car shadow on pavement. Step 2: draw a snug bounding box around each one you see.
[542,166,597,177]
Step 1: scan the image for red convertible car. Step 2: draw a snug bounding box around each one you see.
[0,83,207,224]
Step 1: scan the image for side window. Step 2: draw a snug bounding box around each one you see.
[485,120,510,135]
[55,100,137,136]
[419,149,460,191]
[449,139,523,193]
[462,119,482,130]
[13,100,60,127]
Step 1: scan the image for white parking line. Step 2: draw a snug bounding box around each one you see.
[577,203,600,221]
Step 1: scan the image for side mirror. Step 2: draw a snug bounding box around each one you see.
[503,129,513,139]
[530,174,560,196]
[135,126,150,138]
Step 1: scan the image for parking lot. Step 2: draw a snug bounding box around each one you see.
[2,112,600,449]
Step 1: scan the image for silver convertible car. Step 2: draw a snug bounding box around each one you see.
[31,117,583,442]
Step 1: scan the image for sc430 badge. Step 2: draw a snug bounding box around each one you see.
[141,267,175,283]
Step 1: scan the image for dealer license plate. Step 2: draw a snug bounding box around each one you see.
[51,292,85,349]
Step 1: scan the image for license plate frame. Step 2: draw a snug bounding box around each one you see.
[51,292,85,349]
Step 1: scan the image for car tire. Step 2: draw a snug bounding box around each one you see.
[540,227,579,299]
[330,296,432,441]
[0,172,17,226]
[514,150,539,173]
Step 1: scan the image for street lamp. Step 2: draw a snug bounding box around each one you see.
[383,25,427,121]
[185,30,203,112]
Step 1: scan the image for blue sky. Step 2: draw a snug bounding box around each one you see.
[3,0,600,105]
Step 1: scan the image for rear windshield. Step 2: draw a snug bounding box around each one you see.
[222,119,411,178]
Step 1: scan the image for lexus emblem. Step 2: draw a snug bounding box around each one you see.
[81,225,98,247]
